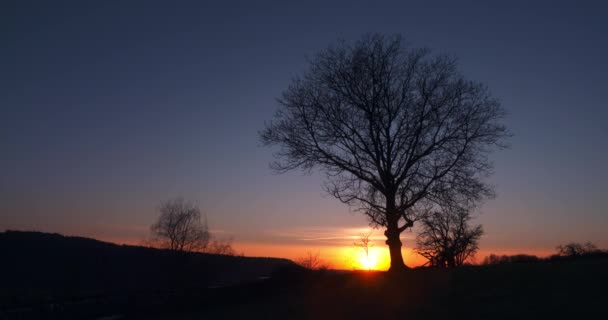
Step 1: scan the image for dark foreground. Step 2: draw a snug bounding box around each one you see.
[4,259,607,319]
[2,231,607,319]
[173,259,608,320]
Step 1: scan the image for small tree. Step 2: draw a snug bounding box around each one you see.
[150,198,210,252]
[295,251,331,270]
[150,198,235,255]
[354,230,374,270]
[556,242,599,257]
[415,207,483,267]
[208,237,236,256]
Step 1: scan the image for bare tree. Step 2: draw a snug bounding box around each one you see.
[354,230,374,270]
[207,237,237,256]
[150,198,210,252]
[295,251,331,270]
[556,242,599,257]
[260,34,508,271]
[150,198,235,255]
[415,206,483,267]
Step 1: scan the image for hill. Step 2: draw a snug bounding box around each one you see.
[0,230,296,318]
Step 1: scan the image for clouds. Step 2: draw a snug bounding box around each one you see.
[235,226,414,247]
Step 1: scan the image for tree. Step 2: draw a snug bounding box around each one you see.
[353,230,374,270]
[295,250,331,270]
[260,34,508,271]
[150,198,210,252]
[556,242,599,257]
[207,237,237,256]
[415,207,483,267]
[150,198,235,255]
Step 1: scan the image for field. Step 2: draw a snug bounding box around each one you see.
[2,231,606,319]
[170,259,607,319]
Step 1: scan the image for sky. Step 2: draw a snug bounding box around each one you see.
[1,0,607,269]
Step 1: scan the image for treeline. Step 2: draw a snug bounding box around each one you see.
[483,242,608,265]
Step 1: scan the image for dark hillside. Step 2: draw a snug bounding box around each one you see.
[0,230,295,317]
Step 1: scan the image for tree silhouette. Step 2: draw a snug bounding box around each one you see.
[295,250,331,270]
[150,198,235,255]
[150,198,210,252]
[206,239,233,255]
[556,242,599,257]
[353,230,374,270]
[261,34,508,271]
[415,207,483,267]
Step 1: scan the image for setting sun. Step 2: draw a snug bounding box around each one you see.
[340,246,428,271]
[351,247,391,271]
[359,252,378,270]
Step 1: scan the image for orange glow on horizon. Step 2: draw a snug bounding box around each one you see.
[235,242,555,270]
[235,241,427,270]
[96,237,556,270]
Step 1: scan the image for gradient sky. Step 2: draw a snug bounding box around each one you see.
[2,0,607,268]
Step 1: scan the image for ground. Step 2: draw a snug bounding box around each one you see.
[150,258,606,320]
[2,233,606,319]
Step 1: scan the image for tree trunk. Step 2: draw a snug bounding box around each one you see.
[384,195,408,272]
[447,254,456,268]
[385,219,408,272]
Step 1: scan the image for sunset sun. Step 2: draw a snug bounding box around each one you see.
[359,254,378,270]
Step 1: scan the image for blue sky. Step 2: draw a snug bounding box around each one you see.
[1,1,607,262]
